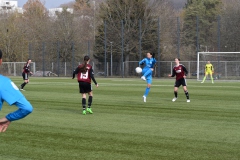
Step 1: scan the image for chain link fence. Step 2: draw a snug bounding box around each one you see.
[1,60,239,80]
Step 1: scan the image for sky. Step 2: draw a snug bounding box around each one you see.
[16,0,186,9]
[17,0,74,9]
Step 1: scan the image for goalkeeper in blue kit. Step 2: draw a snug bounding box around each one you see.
[0,49,33,132]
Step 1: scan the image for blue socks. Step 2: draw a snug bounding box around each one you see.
[144,87,150,97]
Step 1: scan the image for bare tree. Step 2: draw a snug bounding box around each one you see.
[220,0,240,52]
[94,0,175,76]
[0,12,27,61]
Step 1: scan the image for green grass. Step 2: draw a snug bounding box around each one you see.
[0,77,240,160]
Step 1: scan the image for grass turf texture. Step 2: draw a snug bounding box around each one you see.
[0,77,240,160]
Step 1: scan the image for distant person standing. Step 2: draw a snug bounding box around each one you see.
[72,55,98,115]
[168,58,190,103]
[201,61,214,84]
[20,59,33,91]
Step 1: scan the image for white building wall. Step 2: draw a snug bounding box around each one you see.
[0,1,73,16]
[48,8,73,17]
[0,0,19,13]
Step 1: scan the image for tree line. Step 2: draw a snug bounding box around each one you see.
[0,0,239,66]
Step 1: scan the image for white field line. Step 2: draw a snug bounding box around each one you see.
[28,82,240,89]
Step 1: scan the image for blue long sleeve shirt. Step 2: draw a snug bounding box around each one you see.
[139,58,156,69]
[0,75,33,121]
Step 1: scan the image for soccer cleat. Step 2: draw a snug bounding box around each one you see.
[87,108,93,114]
[201,81,204,83]
[141,76,146,81]
[187,99,190,103]
[82,110,86,115]
[172,97,177,102]
[143,96,146,102]
[212,82,214,84]
[20,89,25,91]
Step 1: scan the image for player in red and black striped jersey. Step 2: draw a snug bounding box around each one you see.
[168,58,190,102]
[20,59,33,91]
[72,55,98,115]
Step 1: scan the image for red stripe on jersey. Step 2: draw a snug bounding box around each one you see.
[173,64,186,80]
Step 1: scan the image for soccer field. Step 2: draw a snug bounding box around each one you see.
[0,77,240,160]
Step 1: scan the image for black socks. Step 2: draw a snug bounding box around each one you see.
[21,82,27,89]
[174,91,178,98]
[82,98,86,110]
[88,96,92,108]
[82,96,93,110]
[185,91,189,99]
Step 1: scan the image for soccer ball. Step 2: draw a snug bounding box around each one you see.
[135,67,142,74]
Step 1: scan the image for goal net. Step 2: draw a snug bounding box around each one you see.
[197,52,240,81]
[0,62,36,76]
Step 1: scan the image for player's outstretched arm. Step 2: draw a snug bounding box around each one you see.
[1,106,32,133]
[89,68,98,87]
[168,69,176,77]
[4,98,33,123]
[139,59,145,66]
[0,117,11,133]
[0,88,33,132]
[72,67,79,79]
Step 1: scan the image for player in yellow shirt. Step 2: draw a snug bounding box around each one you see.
[201,61,214,84]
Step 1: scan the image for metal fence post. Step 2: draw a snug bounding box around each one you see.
[104,20,107,77]
[217,15,221,74]
[121,20,124,78]
[88,40,90,56]
[217,15,221,52]
[139,19,142,61]
[177,17,180,58]
[110,42,113,76]
[196,16,199,54]
[42,42,45,77]
[158,17,161,78]
[57,41,60,77]
[28,43,32,59]
[72,42,75,73]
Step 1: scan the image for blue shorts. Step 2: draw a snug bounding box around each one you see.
[146,78,152,84]
[142,68,152,84]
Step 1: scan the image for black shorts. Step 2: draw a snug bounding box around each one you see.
[79,82,92,93]
[174,78,187,87]
[22,73,29,80]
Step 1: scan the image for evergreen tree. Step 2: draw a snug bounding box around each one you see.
[182,0,222,50]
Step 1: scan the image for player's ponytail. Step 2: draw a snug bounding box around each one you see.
[79,55,90,73]
[24,59,31,65]
[23,59,30,69]
[0,49,2,59]
[150,52,155,59]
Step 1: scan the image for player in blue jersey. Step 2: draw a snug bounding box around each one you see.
[139,52,156,102]
[0,49,33,132]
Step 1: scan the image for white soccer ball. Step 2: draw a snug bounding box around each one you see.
[135,67,142,74]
